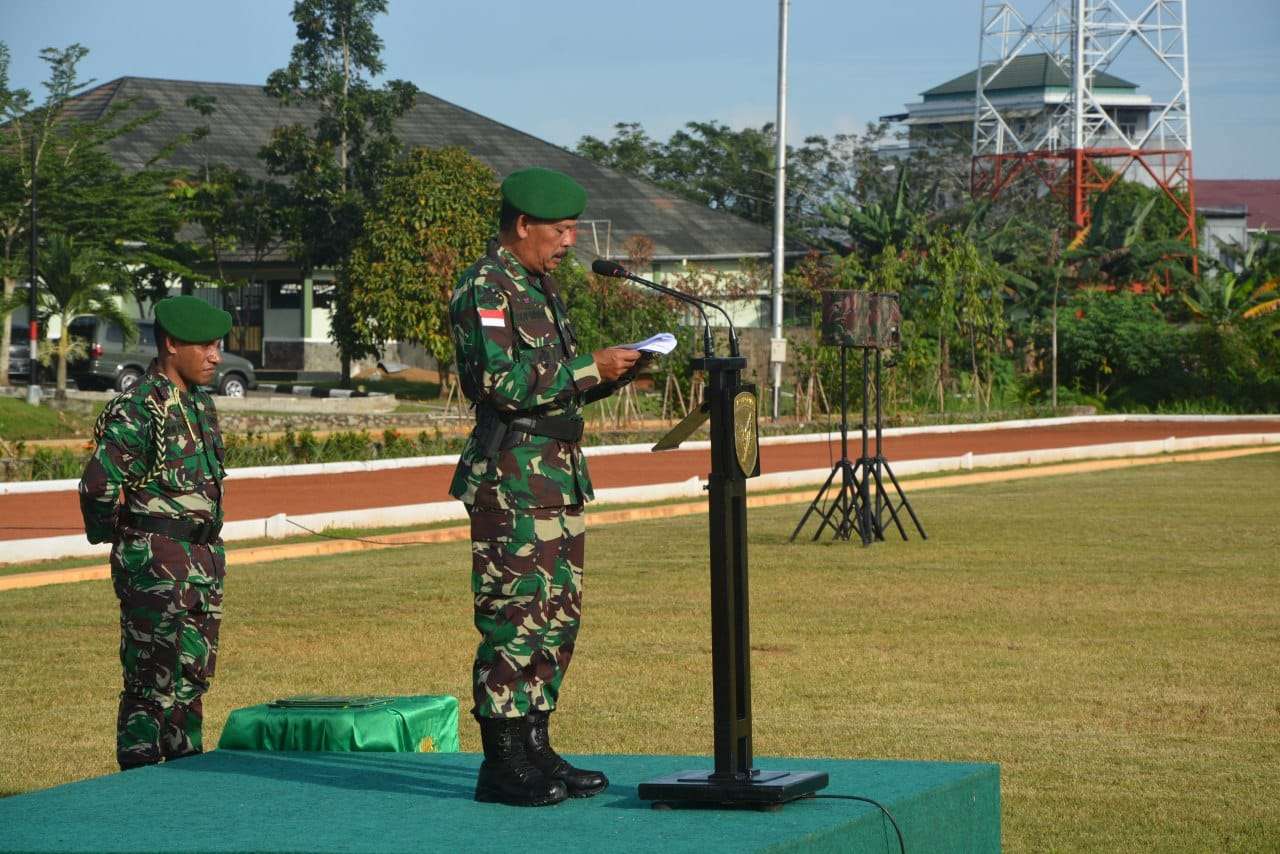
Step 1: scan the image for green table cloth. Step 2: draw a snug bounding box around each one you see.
[218,695,460,753]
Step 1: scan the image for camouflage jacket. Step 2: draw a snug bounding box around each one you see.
[79,361,227,582]
[449,239,603,509]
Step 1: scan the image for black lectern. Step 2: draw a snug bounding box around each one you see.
[638,354,828,808]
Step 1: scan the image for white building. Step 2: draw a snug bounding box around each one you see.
[880,53,1156,156]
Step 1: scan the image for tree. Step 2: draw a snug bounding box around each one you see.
[0,233,134,394]
[574,122,661,178]
[261,0,417,383]
[346,147,498,385]
[164,95,293,324]
[0,42,29,384]
[576,119,833,234]
[1,42,191,382]
[0,44,93,384]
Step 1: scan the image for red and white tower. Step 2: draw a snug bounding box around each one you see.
[971,0,1196,247]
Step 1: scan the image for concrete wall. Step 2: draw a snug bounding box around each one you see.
[1201,213,1249,260]
[735,327,817,387]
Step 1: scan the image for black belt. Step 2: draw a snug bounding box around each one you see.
[122,512,223,545]
[504,413,584,443]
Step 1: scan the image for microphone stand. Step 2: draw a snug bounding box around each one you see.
[591,260,738,358]
[597,261,827,808]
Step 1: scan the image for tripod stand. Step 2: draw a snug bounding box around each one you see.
[790,346,926,545]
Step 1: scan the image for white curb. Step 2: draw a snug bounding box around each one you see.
[4,432,1276,565]
[4,413,1277,496]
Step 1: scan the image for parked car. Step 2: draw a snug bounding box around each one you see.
[66,317,258,397]
[6,324,31,384]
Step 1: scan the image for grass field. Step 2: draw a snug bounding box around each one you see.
[1,455,1277,851]
[0,396,95,442]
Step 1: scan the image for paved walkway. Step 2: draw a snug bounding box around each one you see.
[3,418,1279,541]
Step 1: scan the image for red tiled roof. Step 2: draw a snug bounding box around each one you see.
[1195,180,1280,231]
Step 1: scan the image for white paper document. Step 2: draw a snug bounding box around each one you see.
[619,332,678,355]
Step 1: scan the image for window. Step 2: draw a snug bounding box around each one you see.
[312,282,336,309]
[269,280,304,309]
[68,317,97,341]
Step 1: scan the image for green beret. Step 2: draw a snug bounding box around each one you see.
[501,167,587,220]
[153,295,232,344]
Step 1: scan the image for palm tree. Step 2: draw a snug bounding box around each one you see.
[2,233,134,395]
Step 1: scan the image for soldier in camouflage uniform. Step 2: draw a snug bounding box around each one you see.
[450,167,641,806]
[79,296,232,771]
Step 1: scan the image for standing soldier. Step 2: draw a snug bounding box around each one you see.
[450,167,641,806]
[80,295,231,770]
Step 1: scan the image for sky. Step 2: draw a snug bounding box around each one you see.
[2,0,1277,179]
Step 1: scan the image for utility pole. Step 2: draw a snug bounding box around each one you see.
[26,132,41,406]
[770,0,790,421]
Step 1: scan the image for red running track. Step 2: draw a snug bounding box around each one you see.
[3,419,1278,542]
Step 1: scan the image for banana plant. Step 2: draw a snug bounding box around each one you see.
[821,165,935,257]
[1177,261,1280,330]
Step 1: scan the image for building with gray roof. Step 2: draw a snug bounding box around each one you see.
[69,76,784,372]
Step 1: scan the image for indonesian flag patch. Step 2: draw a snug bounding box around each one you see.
[478,309,505,328]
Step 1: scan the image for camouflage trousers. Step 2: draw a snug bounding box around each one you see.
[468,504,585,719]
[111,536,224,769]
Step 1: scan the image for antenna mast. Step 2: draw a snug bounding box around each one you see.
[972,1,1196,246]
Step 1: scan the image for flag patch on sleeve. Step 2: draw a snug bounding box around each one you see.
[478,309,505,328]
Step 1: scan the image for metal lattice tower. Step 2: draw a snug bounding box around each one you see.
[971,0,1197,245]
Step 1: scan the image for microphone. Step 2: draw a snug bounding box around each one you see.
[591,259,627,278]
[590,259,740,358]
[592,258,713,356]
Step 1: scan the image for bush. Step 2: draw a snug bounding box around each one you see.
[1053,290,1190,407]
[28,448,84,480]
[1182,324,1280,412]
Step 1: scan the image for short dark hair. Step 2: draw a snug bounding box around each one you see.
[499,200,522,233]
[153,323,173,352]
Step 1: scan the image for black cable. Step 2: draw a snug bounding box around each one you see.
[812,794,906,854]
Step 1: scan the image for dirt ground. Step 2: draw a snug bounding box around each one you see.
[3,419,1278,542]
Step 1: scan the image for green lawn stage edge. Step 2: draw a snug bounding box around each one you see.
[0,752,999,854]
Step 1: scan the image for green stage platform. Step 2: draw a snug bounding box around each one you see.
[0,753,999,853]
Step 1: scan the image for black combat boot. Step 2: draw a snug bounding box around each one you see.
[474,716,569,807]
[522,709,609,798]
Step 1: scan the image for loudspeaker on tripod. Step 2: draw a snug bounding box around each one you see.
[820,291,902,351]
[791,291,925,545]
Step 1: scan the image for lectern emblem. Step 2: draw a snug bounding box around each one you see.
[733,391,758,477]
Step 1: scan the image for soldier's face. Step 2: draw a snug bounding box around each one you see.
[515,216,578,274]
[166,337,222,389]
